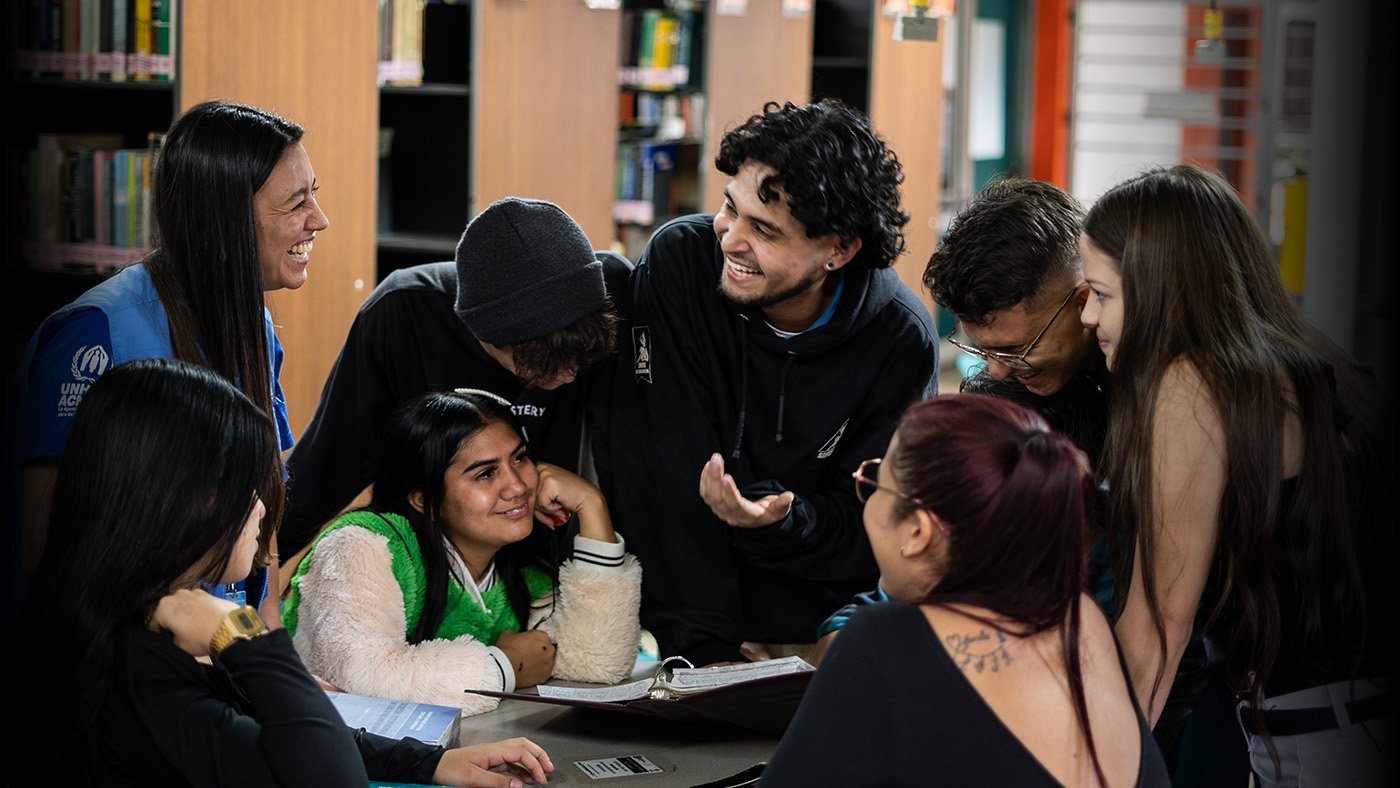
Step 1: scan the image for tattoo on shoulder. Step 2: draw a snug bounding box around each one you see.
[945,629,1013,673]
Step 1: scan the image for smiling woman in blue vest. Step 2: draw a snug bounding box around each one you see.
[18,100,329,625]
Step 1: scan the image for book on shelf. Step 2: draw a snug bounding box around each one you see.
[131,0,151,80]
[467,655,816,736]
[97,0,114,79]
[80,0,98,80]
[150,0,173,80]
[326,690,461,748]
[22,133,160,271]
[386,0,425,85]
[111,0,129,80]
[13,0,171,80]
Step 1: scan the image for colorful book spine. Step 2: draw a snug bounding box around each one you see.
[93,150,108,245]
[111,149,129,247]
[80,0,98,79]
[132,0,150,80]
[150,0,172,79]
[110,0,127,80]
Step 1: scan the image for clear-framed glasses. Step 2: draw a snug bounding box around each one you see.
[948,283,1086,374]
[853,458,949,537]
[853,458,926,506]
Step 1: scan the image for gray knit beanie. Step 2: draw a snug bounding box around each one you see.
[454,198,606,345]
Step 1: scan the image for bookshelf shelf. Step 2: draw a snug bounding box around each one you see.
[811,55,869,69]
[380,82,471,97]
[375,231,460,256]
[7,77,176,92]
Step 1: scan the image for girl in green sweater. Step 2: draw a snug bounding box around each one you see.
[285,390,641,715]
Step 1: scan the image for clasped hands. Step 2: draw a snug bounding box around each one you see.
[698,453,794,529]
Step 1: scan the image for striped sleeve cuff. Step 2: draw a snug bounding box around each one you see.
[571,533,627,568]
[485,646,517,693]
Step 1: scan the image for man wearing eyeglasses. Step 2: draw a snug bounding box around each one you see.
[926,178,1101,404]
[920,178,1241,782]
[814,179,1103,661]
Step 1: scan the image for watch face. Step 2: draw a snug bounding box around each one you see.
[231,607,263,634]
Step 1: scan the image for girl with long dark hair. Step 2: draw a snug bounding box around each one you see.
[1080,164,1394,786]
[285,389,641,714]
[20,359,553,787]
[20,99,330,622]
[763,394,1169,786]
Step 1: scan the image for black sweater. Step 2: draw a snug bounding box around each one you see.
[281,255,631,556]
[91,627,442,786]
[592,215,938,665]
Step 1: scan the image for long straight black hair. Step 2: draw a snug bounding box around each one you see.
[366,390,560,643]
[1084,165,1388,740]
[20,358,281,784]
[145,99,304,563]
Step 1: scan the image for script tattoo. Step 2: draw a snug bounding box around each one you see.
[945,629,1013,673]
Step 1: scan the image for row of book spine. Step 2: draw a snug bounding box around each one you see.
[614,141,682,227]
[619,91,706,141]
[22,133,163,271]
[619,4,705,90]
[10,0,176,82]
[378,0,426,85]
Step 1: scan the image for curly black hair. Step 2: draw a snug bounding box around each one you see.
[715,99,908,269]
[924,177,1084,323]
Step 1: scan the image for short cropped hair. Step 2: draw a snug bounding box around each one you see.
[925,178,1084,324]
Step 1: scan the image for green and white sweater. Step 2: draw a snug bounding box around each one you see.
[284,511,642,717]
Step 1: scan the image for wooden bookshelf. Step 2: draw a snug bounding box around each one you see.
[5,1,379,440]
[613,0,815,260]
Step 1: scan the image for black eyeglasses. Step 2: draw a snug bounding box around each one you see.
[948,283,1085,373]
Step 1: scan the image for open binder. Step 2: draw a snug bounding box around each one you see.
[465,655,815,736]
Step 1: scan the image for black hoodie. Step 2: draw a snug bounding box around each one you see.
[281,255,630,558]
[592,215,938,665]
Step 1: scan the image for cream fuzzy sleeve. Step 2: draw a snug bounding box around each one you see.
[531,535,643,684]
[290,526,507,715]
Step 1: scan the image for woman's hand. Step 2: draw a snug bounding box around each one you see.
[433,737,554,787]
[148,588,239,658]
[495,629,556,688]
[533,463,616,543]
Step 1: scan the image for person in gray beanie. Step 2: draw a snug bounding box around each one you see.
[277,197,629,563]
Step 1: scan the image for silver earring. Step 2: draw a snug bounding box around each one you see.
[824,260,836,271]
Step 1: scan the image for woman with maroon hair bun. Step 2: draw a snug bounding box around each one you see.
[763,394,1169,787]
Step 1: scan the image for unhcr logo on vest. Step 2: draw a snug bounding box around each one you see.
[58,345,110,418]
[71,345,110,382]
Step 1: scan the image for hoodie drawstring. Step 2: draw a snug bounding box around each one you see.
[730,320,749,459]
[774,351,796,443]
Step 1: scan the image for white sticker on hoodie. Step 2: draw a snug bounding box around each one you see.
[633,326,652,383]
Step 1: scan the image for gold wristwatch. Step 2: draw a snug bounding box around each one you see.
[209,605,269,657]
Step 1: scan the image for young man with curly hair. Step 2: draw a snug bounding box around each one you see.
[279,198,628,562]
[592,99,939,666]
